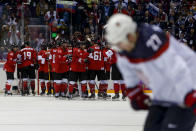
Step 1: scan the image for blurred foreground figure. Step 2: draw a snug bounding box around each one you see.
[105,13,196,131]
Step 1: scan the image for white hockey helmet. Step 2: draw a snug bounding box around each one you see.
[105,13,137,45]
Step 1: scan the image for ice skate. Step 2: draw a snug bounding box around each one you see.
[122,95,126,101]
[112,93,120,100]
[88,93,95,99]
[68,94,73,100]
[98,92,103,99]
[60,92,66,98]
[32,90,35,96]
[5,90,12,96]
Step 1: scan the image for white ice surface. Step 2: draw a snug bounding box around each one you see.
[0,95,195,131]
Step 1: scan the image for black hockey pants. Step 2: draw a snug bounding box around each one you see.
[144,105,196,131]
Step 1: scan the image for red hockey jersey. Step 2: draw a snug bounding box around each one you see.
[16,50,22,69]
[103,48,114,72]
[42,50,50,73]
[4,51,16,72]
[38,50,46,72]
[20,46,37,67]
[70,48,89,72]
[88,45,104,70]
[49,47,66,73]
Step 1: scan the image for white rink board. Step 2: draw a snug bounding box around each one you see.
[0,62,39,93]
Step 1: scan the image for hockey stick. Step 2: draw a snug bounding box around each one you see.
[18,71,22,95]
[37,70,39,95]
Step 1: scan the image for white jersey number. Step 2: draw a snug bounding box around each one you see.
[146,34,162,51]
[89,51,102,61]
[24,52,31,60]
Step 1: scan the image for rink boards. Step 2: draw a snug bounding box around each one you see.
[0,62,152,94]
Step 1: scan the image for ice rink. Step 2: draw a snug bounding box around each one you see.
[0,95,148,131]
[0,95,195,131]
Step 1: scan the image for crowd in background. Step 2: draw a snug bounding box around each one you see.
[0,0,196,60]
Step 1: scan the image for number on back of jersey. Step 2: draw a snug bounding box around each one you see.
[146,34,162,51]
[89,51,102,61]
[23,51,31,60]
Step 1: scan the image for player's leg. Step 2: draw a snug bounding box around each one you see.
[112,80,120,100]
[88,70,96,99]
[68,71,77,99]
[29,66,36,95]
[21,67,29,95]
[111,64,121,100]
[161,106,196,131]
[98,70,109,99]
[144,105,167,131]
[97,70,105,98]
[103,71,111,99]
[17,68,22,93]
[53,73,62,98]
[120,80,126,100]
[39,71,45,95]
[46,72,53,95]
[79,72,88,98]
[61,72,68,97]
[5,72,14,95]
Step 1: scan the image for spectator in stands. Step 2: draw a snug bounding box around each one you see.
[57,19,68,38]
[186,28,196,51]
[86,0,99,9]
[35,33,45,51]
[45,6,57,24]
[143,10,153,23]
[113,2,128,14]
[98,0,114,25]
[36,0,48,24]
[0,47,4,60]
[113,0,127,8]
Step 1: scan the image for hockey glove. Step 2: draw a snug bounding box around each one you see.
[126,85,151,110]
[87,48,94,53]
[84,59,89,63]
[34,64,39,70]
[185,90,196,114]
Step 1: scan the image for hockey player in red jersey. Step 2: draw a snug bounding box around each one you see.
[102,44,113,99]
[42,43,53,95]
[3,44,18,95]
[16,45,25,92]
[68,41,89,99]
[49,41,67,98]
[20,41,37,95]
[59,40,70,97]
[88,40,105,99]
[38,44,47,95]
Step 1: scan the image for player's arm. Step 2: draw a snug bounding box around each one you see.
[117,54,150,110]
[169,36,196,114]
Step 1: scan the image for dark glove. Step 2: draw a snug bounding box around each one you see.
[127,85,151,110]
[87,48,94,53]
[46,57,49,61]
[66,54,72,60]
[84,59,89,63]
[185,90,196,114]
[34,64,39,70]
[17,61,22,65]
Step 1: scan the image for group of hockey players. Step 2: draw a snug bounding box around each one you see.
[3,34,127,100]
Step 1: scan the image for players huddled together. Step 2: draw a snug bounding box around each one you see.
[3,33,127,100]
